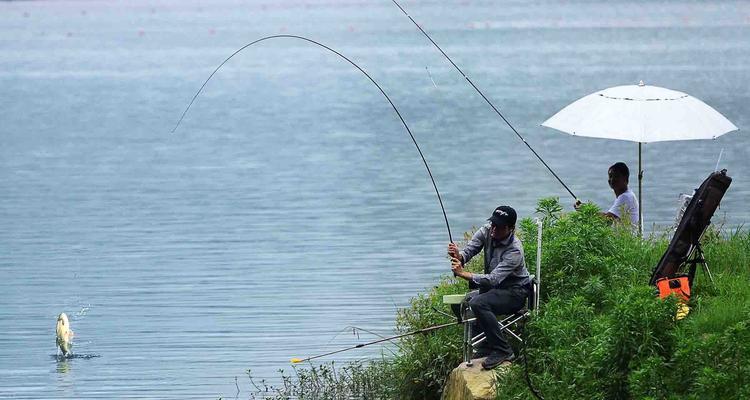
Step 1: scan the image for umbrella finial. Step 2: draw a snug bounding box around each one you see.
[638,80,645,87]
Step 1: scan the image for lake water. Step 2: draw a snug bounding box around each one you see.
[1,0,748,398]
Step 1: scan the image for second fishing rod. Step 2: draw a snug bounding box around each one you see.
[290,316,474,364]
[391,0,579,202]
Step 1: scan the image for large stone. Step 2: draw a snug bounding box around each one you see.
[441,358,510,400]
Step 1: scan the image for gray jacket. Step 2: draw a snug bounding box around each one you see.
[459,224,530,289]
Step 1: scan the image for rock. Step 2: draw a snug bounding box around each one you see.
[441,358,510,400]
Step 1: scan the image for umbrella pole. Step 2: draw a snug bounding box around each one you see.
[638,142,643,237]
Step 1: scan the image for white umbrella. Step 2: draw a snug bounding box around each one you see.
[542,81,739,234]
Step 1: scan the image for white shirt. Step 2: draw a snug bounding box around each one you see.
[608,189,639,225]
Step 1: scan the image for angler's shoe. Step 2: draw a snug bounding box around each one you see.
[481,352,514,370]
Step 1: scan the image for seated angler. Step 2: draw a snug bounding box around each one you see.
[447,205,531,370]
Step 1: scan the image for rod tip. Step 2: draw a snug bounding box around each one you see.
[290,358,303,364]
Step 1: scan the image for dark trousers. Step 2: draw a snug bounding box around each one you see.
[467,285,528,357]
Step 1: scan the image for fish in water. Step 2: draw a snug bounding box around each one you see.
[56,313,74,357]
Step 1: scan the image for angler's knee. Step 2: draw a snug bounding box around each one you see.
[468,296,490,311]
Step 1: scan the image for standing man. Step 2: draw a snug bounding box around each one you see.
[447,205,530,369]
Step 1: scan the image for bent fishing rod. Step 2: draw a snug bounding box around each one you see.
[390,0,578,201]
[173,34,453,243]
[291,317,474,363]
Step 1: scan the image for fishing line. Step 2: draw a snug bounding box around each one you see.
[172,34,453,243]
[326,326,403,355]
[714,148,724,171]
[425,66,438,89]
[390,0,578,201]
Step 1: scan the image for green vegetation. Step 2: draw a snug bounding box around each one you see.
[499,199,750,400]
[245,360,396,399]
[247,198,750,399]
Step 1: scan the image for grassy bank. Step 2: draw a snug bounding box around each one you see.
[247,198,750,399]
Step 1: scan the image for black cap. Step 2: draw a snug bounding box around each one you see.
[488,205,517,227]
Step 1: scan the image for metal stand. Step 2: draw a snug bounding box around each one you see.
[686,243,714,286]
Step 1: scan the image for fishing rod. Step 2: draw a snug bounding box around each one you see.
[173,34,453,243]
[390,0,579,201]
[291,317,474,363]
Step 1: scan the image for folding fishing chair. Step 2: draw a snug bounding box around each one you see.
[443,219,543,367]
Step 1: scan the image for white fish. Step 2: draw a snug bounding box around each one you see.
[56,313,74,356]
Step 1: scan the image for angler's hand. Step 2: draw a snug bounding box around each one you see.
[574,199,583,210]
[447,243,461,260]
[451,257,469,280]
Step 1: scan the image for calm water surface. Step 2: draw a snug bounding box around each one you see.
[1,0,749,398]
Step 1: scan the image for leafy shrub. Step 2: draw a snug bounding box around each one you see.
[498,198,750,400]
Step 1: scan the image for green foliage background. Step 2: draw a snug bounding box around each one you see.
[498,199,750,400]
[248,198,750,400]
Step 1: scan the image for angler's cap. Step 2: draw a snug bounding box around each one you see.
[488,205,517,227]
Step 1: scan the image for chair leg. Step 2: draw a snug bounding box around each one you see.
[461,304,474,366]
[471,332,486,348]
[503,325,524,342]
[460,300,532,364]
[471,313,528,349]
